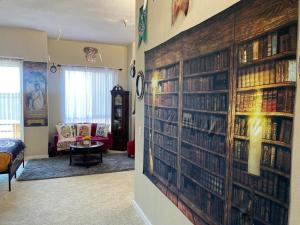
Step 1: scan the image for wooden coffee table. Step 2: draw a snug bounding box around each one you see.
[69,142,104,168]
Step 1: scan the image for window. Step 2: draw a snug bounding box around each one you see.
[0,58,23,139]
[63,66,118,124]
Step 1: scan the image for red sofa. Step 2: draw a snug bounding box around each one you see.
[52,123,112,156]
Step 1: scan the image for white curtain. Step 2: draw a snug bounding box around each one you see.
[63,66,118,124]
[0,58,23,138]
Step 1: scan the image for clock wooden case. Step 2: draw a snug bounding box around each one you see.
[111,85,129,150]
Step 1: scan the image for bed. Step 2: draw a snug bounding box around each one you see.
[0,138,25,191]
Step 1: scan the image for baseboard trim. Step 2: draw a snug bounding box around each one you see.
[132,200,152,225]
[25,155,49,161]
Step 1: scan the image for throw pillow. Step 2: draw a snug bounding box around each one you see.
[56,124,76,139]
[77,124,92,137]
[96,124,110,137]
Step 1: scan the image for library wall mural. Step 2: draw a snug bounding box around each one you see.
[142,0,298,225]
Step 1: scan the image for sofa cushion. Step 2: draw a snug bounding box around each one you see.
[77,124,91,136]
[56,124,76,139]
[95,124,110,137]
[57,137,76,151]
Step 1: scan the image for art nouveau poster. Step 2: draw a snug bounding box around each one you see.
[23,61,48,127]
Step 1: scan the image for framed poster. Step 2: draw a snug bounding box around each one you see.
[23,61,48,127]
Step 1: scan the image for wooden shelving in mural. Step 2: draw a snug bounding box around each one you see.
[231,22,297,225]
[180,48,230,225]
[144,63,180,192]
[143,1,298,225]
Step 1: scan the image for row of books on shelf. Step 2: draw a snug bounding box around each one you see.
[145,65,180,81]
[154,145,177,169]
[237,60,297,88]
[144,118,150,128]
[153,158,177,187]
[182,159,225,196]
[253,195,288,225]
[145,71,152,81]
[158,80,179,92]
[231,208,248,225]
[261,145,291,173]
[233,162,290,204]
[181,175,224,224]
[156,95,178,107]
[144,127,150,139]
[159,64,180,79]
[183,73,228,92]
[234,117,293,144]
[234,140,291,174]
[233,140,248,161]
[154,108,178,122]
[183,112,227,134]
[238,25,297,64]
[182,127,226,155]
[236,88,295,113]
[183,50,229,75]
[154,133,178,153]
[154,121,178,137]
[144,106,151,117]
[183,94,228,112]
[182,142,226,176]
[232,187,288,225]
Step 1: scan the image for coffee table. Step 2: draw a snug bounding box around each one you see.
[69,142,104,168]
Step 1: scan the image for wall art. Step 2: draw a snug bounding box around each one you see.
[172,0,189,25]
[23,61,48,127]
[143,0,297,224]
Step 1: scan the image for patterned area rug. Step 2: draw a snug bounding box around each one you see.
[18,152,134,181]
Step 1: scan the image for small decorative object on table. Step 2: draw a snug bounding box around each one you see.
[82,136,91,146]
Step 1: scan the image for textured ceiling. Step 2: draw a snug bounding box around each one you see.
[0,0,135,44]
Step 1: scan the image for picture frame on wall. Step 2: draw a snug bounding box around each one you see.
[23,61,48,127]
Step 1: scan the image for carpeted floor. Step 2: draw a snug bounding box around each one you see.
[18,152,134,181]
[0,169,144,225]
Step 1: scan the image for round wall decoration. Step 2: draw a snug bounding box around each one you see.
[136,71,145,100]
[50,63,57,73]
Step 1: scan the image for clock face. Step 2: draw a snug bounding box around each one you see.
[50,64,57,73]
[115,95,122,106]
[136,71,145,100]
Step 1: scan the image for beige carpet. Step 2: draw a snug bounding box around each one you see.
[0,165,144,225]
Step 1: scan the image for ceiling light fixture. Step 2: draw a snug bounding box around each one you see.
[83,47,99,63]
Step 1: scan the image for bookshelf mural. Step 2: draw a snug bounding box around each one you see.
[143,0,298,225]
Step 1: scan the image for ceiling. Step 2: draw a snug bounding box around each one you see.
[0,0,135,45]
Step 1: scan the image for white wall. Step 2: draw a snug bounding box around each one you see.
[47,39,129,142]
[127,42,136,140]
[0,27,49,158]
[0,28,131,155]
[134,1,240,225]
[288,2,300,224]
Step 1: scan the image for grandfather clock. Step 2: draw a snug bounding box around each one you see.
[111,85,129,150]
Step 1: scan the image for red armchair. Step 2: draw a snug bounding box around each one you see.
[51,123,112,157]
